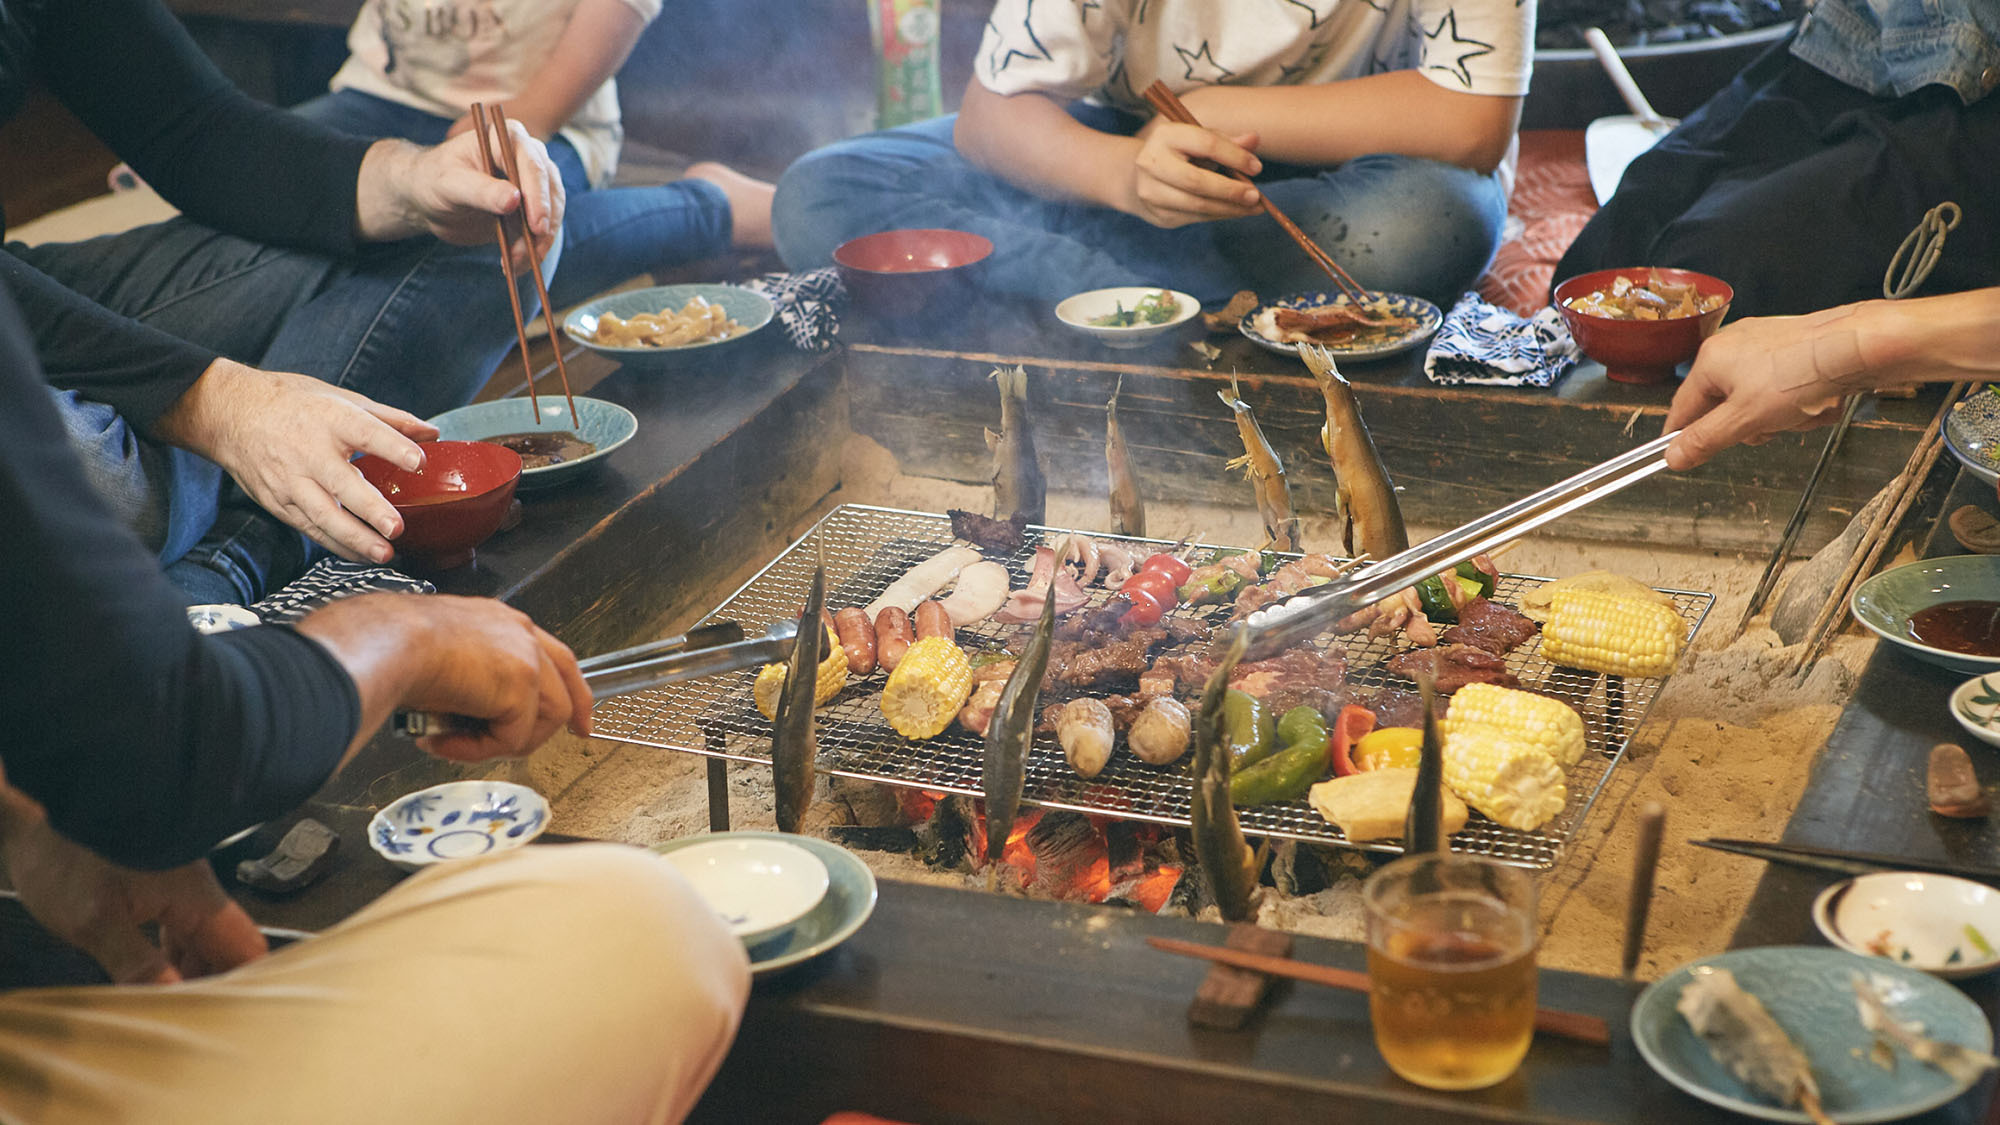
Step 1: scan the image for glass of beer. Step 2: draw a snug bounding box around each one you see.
[1364,853,1537,1090]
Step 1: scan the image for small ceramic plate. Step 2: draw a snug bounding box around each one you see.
[1944,386,2000,488]
[1951,673,2000,748]
[658,835,830,946]
[186,604,260,634]
[1239,290,1442,362]
[428,397,637,491]
[369,781,549,873]
[1851,555,2000,675]
[1053,287,1199,349]
[1632,946,1992,1123]
[563,283,774,368]
[1813,872,2000,979]
[651,832,876,976]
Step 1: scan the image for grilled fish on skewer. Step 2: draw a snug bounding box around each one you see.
[772,561,828,834]
[1677,967,1833,1125]
[1299,344,1408,560]
[984,595,1055,871]
[987,365,1046,525]
[1403,671,1446,856]
[1218,373,1302,553]
[1106,376,1146,537]
[1192,632,1261,922]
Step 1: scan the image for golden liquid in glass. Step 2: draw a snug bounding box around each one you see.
[1368,894,1537,1091]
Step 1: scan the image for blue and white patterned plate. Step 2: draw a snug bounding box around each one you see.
[1944,385,2000,487]
[562,283,774,369]
[1239,290,1443,362]
[368,781,549,873]
[1632,946,1992,1122]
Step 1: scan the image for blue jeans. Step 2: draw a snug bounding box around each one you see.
[771,108,1507,307]
[19,165,552,604]
[293,90,733,309]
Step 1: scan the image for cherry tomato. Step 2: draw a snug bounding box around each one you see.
[1119,588,1166,628]
[1121,569,1180,609]
[1140,553,1193,587]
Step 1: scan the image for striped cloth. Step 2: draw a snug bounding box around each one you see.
[1423,291,1581,388]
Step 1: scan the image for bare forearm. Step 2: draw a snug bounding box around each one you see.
[954,80,1139,209]
[354,139,431,242]
[1847,289,2000,390]
[295,597,430,761]
[503,0,647,138]
[1180,73,1519,173]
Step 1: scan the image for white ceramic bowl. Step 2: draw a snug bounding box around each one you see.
[1813,871,2000,980]
[1054,287,1198,348]
[368,780,549,873]
[1950,673,2000,749]
[659,835,830,946]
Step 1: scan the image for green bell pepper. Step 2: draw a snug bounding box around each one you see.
[1222,690,1276,769]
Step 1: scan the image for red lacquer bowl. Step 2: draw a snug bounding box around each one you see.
[833,228,993,322]
[356,440,522,570]
[1552,267,1734,385]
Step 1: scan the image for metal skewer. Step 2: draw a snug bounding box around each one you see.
[394,619,797,738]
[1238,431,1678,660]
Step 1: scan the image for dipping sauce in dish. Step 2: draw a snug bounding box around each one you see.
[1908,600,2000,656]
[489,431,597,470]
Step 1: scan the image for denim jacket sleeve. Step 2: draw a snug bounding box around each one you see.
[1791,0,2000,104]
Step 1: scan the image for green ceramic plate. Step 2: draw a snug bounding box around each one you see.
[1632,946,1991,1122]
[562,283,774,368]
[651,831,876,977]
[427,396,636,491]
[1851,555,2000,675]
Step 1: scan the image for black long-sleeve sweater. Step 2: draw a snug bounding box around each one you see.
[0,0,374,429]
[0,290,358,869]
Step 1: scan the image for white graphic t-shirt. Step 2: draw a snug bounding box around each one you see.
[329,0,664,188]
[975,0,1534,110]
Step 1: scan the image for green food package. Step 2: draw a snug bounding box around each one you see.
[869,0,943,128]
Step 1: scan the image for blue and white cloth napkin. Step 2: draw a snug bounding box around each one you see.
[1423,291,1581,388]
[742,267,848,354]
[249,559,434,626]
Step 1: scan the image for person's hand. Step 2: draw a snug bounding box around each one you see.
[445,113,475,140]
[354,117,565,273]
[154,358,437,563]
[1663,308,1866,470]
[0,786,266,984]
[1123,118,1264,229]
[297,593,593,762]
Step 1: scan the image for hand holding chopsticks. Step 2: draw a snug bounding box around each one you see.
[469,103,580,428]
[1140,80,1381,315]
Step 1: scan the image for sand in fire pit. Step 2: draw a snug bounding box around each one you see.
[523,432,1880,981]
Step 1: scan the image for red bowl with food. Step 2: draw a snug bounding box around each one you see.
[355,440,522,570]
[1553,267,1734,385]
[833,228,993,323]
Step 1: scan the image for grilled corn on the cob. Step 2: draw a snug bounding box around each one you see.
[753,625,847,720]
[1540,588,1684,677]
[1441,725,1566,831]
[1445,683,1588,767]
[880,636,973,739]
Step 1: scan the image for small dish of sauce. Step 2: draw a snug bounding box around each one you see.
[490,431,596,470]
[1907,600,2000,656]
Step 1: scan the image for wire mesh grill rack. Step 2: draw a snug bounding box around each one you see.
[591,504,1713,869]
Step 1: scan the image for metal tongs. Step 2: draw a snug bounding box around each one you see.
[393,618,798,737]
[1236,431,1679,660]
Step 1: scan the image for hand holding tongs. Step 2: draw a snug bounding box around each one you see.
[1235,430,1680,660]
[393,618,798,738]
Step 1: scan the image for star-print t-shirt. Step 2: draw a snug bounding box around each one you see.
[329,0,664,188]
[974,0,1533,111]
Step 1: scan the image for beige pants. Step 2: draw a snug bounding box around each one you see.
[0,843,750,1125]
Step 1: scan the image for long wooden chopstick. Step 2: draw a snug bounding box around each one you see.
[468,103,540,423]
[1139,80,1374,310]
[1147,935,1612,1046]
[487,103,579,429]
[1692,838,2000,883]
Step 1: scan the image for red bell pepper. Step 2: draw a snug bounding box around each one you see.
[1330,704,1377,777]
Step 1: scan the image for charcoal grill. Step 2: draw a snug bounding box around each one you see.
[590,504,1713,869]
